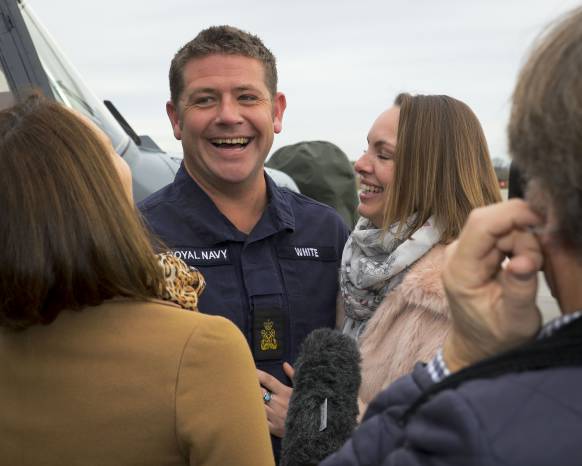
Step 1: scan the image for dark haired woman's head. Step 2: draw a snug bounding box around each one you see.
[355,93,501,242]
[0,94,164,330]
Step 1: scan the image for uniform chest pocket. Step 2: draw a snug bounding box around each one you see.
[277,246,338,296]
[171,246,242,325]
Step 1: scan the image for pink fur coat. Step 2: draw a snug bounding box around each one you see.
[358,244,449,405]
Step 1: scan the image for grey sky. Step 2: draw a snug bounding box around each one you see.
[29,0,582,161]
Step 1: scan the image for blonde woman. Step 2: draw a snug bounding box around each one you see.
[340,93,501,406]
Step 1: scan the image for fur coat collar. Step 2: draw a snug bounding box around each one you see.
[358,244,450,405]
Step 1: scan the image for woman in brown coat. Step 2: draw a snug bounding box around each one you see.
[0,95,274,466]
[339,93,502,407]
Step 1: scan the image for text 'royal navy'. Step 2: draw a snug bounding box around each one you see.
[173,249,228,261]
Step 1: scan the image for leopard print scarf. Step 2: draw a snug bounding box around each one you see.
[157,252,205,311]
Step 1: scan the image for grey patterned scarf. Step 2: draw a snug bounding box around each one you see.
[340,216,441,339]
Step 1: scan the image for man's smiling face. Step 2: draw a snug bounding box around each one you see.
[167,54,286,195]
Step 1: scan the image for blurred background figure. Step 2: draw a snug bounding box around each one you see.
[0,94,274,466]
[340,93,501,408]
[266,140,359,229]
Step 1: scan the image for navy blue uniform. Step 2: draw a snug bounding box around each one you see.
[139,164,349,384]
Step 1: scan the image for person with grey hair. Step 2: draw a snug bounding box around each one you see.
[138,26,349,461]
[321,6,582,465]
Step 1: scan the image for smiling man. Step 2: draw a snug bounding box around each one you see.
[138,26,350,459]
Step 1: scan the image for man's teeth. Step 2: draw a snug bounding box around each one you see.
[212,137,250,145]
[361,184,383,194]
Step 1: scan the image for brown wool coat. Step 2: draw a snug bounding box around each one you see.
[0,299,274,466]
[358,245,449,405]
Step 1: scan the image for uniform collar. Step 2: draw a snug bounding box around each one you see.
[264,172,295,232]
[173,163,295,245]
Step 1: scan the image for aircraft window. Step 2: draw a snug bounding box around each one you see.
[0,67,9,92]
[18,4,126,151]
[0,66,15,111]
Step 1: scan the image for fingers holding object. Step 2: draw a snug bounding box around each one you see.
[283,362,295,380]
[456,200,542,262]
[497,228,544,280]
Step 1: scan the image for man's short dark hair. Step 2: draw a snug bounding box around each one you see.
[508,7,582,253]
[169,25,278,106]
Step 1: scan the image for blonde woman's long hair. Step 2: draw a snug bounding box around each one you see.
[382,93,502,243]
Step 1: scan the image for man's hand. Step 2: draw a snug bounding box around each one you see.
[442,199,545,372]
[257,362,295,438]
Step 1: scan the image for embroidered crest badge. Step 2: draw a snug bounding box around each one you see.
[260,319,278,351]
[252,307,285,360]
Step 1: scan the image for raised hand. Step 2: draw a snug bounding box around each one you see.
[442,199,544,372]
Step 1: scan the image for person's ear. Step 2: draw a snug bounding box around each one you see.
[166,100,182,140]
[272,92,286,134]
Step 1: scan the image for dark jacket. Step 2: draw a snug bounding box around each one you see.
[139,164,349,384]
[140,166,350,462]
[321,361,582,465]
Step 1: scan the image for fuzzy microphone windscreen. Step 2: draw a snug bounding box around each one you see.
[281,328,361,466]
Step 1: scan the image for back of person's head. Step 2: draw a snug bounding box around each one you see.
[383,93,501,242]
[266,141,359,228]
[169,25,278,105]
[0,94,164,330]
[509,6,582,255]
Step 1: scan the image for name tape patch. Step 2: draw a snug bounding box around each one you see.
[277,246,337,261]
[172,247,230,266]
